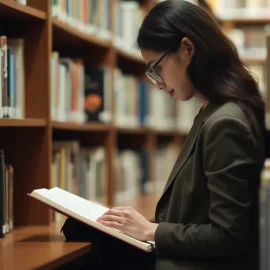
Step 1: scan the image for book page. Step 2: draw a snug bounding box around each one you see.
[34,187,109,221]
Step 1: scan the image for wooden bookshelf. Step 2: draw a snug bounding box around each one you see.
[221,18,270,24]
[116,126,150,135]
[242,57,266,64]
[0,0,185,234]
[0,223,91,270]
[0,118,46,127]
[155,129,178,136]
[52,121,113,132]
[115,47,145,64]
[52,18,112,49]
[0,0,46,20]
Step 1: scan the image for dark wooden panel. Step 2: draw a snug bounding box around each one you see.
[0,127,50,225]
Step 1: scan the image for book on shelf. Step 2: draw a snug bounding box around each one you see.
[51,0,111,40]
[114,148,152,205]
[114,68,176,130]
[50,52,85,123]
[207,0,270,19]
[50,53,112,124]
[113,0,145,56]
[154,142,179,196]
[28,187,155,252]
[0,36,25,119]
[13,0,27,5]
[225,24,268,60]
[0,150,14,238]
[84,66,112,123]
[52,141,107,223]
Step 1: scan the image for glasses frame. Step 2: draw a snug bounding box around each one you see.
[145,43,177,84]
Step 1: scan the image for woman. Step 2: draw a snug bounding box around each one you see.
[98,1,265,269]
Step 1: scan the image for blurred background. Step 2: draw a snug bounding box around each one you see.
[1,0,270,269]
[0,0,270,254]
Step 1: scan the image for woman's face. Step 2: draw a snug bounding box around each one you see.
[141,37,196,101]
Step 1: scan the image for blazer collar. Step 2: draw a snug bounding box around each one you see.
[161,102,221,196]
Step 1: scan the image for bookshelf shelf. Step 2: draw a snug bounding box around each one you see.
[155,129,179,136]
[51,121,113,132]
[0,223,91,270]
[0,0,187,232]
[242,57,266,64]
[115,47,145,65]
[0,0,46,20]
[116,126,149,135]
[52,18,112,49]
[0,118,46,127]
[221,18,270,24]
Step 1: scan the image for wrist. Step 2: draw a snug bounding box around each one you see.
[145,223,159,241]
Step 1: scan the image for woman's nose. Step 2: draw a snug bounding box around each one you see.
[156,81,165,90]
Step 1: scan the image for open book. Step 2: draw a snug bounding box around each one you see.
[28,187,155,252]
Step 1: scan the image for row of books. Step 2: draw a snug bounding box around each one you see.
[208,0,270,19]
[51,141,106,222]
[51,0,111,40]
[114,71,199,132]
[155,143,179,196]
[114,143,180,203]
[224,24,268,98]
[50,53,199,132]
[50,52,111,123]
[260,158,270,270]
[51,141,153,203]
[51,0,145,56]
[114,148,150,205]
[114,68,177,130]
[113,0,145,56]
[0,150,14,238]
[50,139,180,217]
[0,36,25,119]
[225,24,268,60]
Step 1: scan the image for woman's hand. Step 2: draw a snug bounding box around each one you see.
[96,206,158,241]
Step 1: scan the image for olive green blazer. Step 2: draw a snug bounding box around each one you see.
[154,102,264,270]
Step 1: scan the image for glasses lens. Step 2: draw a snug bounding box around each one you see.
[146,73,156,84]
[146,71,163,85]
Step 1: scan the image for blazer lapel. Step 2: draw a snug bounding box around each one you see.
[161,103,221,197]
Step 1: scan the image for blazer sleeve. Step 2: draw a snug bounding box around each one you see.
[154,116,259,257]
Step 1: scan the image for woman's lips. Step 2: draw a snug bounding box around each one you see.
[165,88,174,93]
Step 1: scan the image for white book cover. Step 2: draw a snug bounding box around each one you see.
[28,187,155,252]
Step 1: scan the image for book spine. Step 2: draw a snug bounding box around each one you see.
[1,37,8,118]
[0,150,6,238]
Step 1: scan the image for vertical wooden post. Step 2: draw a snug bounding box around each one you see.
[146,130,157,192]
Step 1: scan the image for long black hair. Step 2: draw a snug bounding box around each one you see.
[137,0,265,137]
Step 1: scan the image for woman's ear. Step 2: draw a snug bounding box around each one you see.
[181,37,194,57]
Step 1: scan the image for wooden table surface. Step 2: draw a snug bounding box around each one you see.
[0,223,91,270]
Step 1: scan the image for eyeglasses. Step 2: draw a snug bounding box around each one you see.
[145,43,177,85]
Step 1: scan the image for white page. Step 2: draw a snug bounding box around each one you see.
[34,187,109,221]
